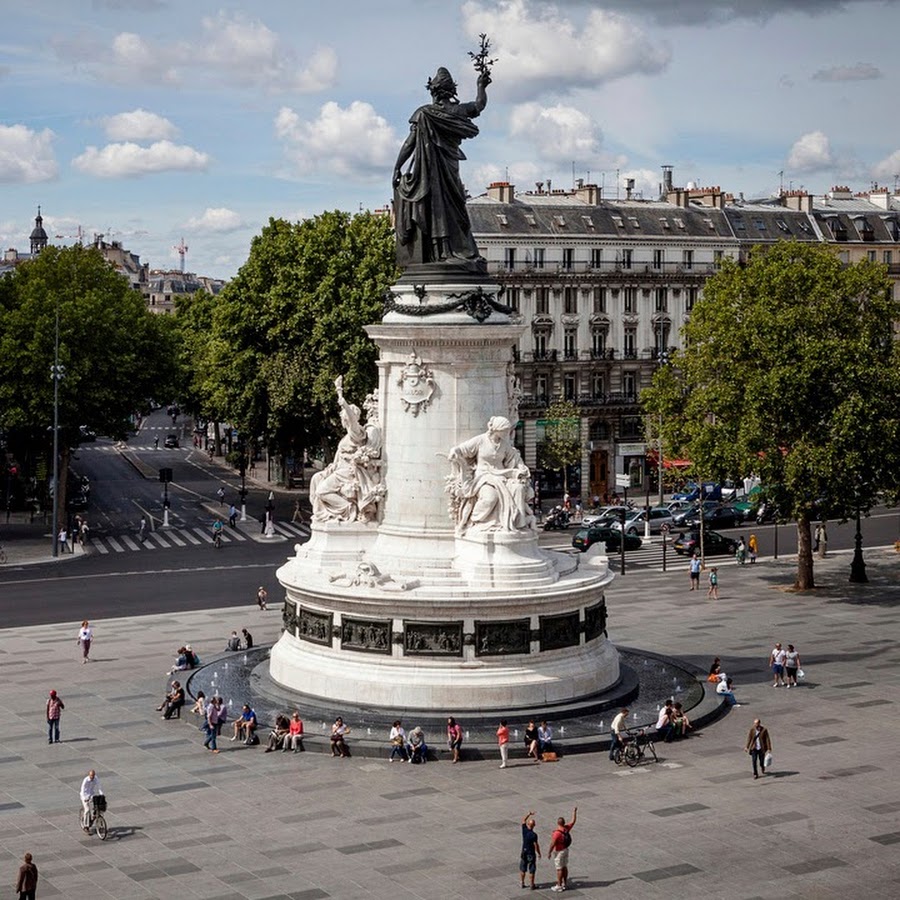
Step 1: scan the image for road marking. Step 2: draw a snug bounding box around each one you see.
[0,561,276,587]
[192,528,214,544]
[147,531,169,548]
[93,541,109,554]
[180,530,201,545]
[107,537,125,553]
[121,536,142,550]
[227,529,247,542]
[164,530,187,547]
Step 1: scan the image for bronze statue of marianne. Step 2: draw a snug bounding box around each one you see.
[393,41,494,279]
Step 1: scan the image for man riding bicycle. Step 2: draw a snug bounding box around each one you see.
[212,519,224,547]
[80,769,104,830]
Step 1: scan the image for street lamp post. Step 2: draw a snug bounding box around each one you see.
[50,304,64,558]
[849,506,868,583]
[239,439,248,523]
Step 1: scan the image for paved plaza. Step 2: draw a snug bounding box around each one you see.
[0,548,898,899]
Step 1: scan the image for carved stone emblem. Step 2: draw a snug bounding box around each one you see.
[328,562,417,592]
[475,619,531,656]
[341,617,392,654]
[404,621,463,656]
[397,352,435,415]
[282,600,299,636]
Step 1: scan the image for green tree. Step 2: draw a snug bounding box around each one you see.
[0,244,177,525]
[538,399,582,496]
[196,211,396,470]
[643,241,900,589]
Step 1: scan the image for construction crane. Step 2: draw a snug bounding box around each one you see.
[54,225,85,244]
[173,237,188,274]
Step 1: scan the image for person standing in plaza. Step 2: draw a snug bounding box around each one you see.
[77,620,92,663]
[707,566,719,600]
[447,716,463,763]
[736,536,747,565]
[548,807,576,892]
[609,707,628,761]
[256,586,268,610]
[15,851,38,900]
[748,533,758,563]
[497,719,510,768]
[519,810,541,890]
[744,718,772,779]
[228,503,237,528]
[46,689,64,744]
[689,553,702,590]
[770,641,787,687]
[202,698,219,753]
[57,526,68,554]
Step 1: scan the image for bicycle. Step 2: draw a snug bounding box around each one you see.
[80,795,108,839]
[613,729,658,767]
[0,543,7,564]
[213,529,222,549]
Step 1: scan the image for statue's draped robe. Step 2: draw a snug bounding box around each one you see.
[394,101,481,267]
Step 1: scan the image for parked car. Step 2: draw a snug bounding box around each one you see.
[164,433,179,448]
[572,526,643,553]
[582,506,621,526]
[78,425,97,442]
[671,500,719,527]
[672,529,739,557]
[672,482,722,502]
[683,506,741,530]
[666,499,693,514]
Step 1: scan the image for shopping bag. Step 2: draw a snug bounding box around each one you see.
[763,751,773,768]
[797,669,805,679]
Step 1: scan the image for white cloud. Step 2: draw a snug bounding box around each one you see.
[872,150,900,182]
[461,0,669,99]
[509,103,602,163]
[54,12,336,93]
[471,161,542,193]
[102,109,177,141]
[186,208,243,233]
[812,62,882,82]
[275,101,398,178]
[72,141,209,177]
[787,131,833,172]
[0,125,58,183]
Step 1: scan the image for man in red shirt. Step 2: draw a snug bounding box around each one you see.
[548,806,577,892]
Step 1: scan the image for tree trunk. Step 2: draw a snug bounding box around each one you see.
[795,515,815,590]
[213,421,222,456]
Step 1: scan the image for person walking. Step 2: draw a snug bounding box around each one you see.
[154,436,159,450]
[202,698,219,753]
[216,486,225,505]
[15,852,38,900]
[46,689,65,744]
[138,517,147,543]
[689,553,702,590]
[735,536,747,565]
[256,586,268,610]
[519,811,541,890]
[784,644,802,687]
[814,521,828,558]
[548,807,576,892]
[291,499,303,524]
[770,641,787,687]
[57,526,68,554]
[707,566,719,600]
[228,504,237,528]
[745,718,773,779]
[77,620,92,663]
[748,533,759,564]
[497,719,510,768]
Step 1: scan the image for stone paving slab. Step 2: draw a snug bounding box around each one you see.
[0,550,898,898]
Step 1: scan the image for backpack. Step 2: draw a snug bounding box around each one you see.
[562,829,572,849]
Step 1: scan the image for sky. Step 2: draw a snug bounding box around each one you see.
[2,0,899,280]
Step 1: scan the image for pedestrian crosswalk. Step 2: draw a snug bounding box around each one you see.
[88,521,309,554]
[542,538,719,572]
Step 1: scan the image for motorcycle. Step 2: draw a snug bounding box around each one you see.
[543,507,570,531]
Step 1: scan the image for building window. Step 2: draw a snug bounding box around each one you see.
[623,372,636,397]
[504,247,516,270]
[564,329,577,359]
[652,249,663,269]
[686,287,698,311]
[536,374,549,401]
[534,332,548,358]
[563,373,576,400]
[624,287,638,313]
[623,328,637,358]
[593,287,606,313]
[683,249,693,270]
[591,372,605,398]
[654,288,667,312]
[883,250,893,265]
[591,329,607,356]
[506,287,520,311]
[621,416,642,437]
[536,287,549,314]
[562,248,574,270]
[563,287,577,314]
[838,250,850,265]
[591,248,603,269]
[714,249,724,266]
[868,250,877,262]
[621,249,633,269]
[533,247,545,269]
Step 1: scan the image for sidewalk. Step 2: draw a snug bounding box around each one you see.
[0,551,897,898]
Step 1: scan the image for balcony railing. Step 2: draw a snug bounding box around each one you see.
[490,260,719,277]
[518,392,640,410]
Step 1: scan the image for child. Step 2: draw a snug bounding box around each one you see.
[707,567,719,600]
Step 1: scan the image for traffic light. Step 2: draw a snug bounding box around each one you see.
[159,468,173,483]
